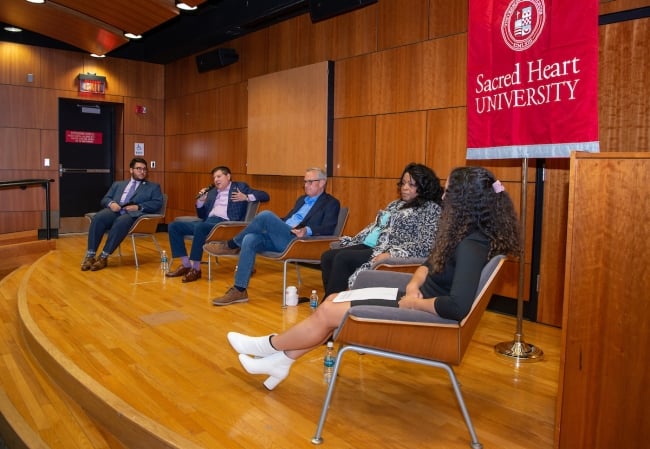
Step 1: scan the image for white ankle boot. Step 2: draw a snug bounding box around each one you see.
[238,352,295,390]
[227,332,278,357]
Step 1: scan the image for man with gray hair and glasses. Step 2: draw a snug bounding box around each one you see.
[204,167,340,306]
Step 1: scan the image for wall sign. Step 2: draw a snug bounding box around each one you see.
[78,73,107,94]
[65,130,103,144]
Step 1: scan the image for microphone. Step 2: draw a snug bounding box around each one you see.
[195,185,214,199]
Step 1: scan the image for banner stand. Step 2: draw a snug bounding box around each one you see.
[494,158,544,363]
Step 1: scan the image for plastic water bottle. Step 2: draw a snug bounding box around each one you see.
[160,250,169,271]
[323,341,335,384]
[310,289,319,310]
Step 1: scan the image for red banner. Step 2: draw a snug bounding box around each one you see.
[467,0,599,159]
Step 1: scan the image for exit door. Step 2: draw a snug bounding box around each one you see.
[58,100,115,217]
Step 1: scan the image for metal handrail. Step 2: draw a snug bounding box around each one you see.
[0,179,56,239]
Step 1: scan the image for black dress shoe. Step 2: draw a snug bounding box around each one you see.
[165,265,192,277]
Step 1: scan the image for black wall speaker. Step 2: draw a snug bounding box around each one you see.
[309,0,378,23]
[195,48,239,73]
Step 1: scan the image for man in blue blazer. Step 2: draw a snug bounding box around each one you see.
[205,167,340,306]
[81,157,164,271]
[165,166,270,283]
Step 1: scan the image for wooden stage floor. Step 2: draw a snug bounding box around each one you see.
[3,233,561,448]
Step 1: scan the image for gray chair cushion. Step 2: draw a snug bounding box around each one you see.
[348,306,458,324]
[371,256,426,268]
[352,270,411,289]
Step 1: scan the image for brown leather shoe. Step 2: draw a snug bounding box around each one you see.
[181,268,202,283]
[165,265,191,278]
[90,256,108,271]
[203,241,240,256]
[212,287,249,306]
[81,256,95,271]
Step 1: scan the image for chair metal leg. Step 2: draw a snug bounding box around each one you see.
[444,365,483,449]
[150,234,162,255]
[311,345,483,449]
[282,260,289,308]
[130,235,139,267]
[311,345,349,445]
[130,234,162,269]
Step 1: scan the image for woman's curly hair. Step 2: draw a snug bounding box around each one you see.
[398,162,444,209]
[428,166,521,273]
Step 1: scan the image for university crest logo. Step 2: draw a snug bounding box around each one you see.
[501,0,546,51]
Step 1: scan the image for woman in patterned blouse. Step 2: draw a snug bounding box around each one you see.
[320,162,444,297]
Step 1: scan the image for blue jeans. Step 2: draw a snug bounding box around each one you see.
[168,216,225,261]
[233,210,295,288]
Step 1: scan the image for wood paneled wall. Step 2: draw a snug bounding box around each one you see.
[162,1,534,316]
[0,42,164,233]
[1,0,649,326]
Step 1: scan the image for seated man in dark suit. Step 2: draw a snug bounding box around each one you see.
[165,166,270,283]
[81,157,163,271]
[204,167,340,306]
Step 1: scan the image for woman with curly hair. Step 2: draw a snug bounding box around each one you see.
[321,162,443,297]
[226,166,520,390]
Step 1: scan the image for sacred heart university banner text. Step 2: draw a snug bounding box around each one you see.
[467,0,599,159]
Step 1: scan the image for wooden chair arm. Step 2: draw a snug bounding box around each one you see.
[371,257,425,273]
[205,222,249,242]
[276,236,341,260]
[129,214,164,234]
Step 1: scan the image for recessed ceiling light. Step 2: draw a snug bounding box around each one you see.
[124,32,142,39]
[26,0,46,4]
[176,2,197,11]
[90,53,106,58]
[4,26,22,33]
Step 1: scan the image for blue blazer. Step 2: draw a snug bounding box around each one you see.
[283,193,341,236]
[100,179,164,218]
[197,181,270,221]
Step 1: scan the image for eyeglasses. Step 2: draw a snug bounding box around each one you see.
[303,179,321,185]
[397,181,417,188]
[133,167,148,172]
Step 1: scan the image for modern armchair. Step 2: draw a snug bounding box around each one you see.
[311,255,507,449]
[259,207,349,307]
[84,194,168,268]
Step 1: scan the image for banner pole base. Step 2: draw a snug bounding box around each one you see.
[495,332,543,363]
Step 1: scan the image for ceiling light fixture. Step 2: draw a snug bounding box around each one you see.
[90,53,106,58]
[176,2,197,11]
[124,32,142,39]
[4,26,22,33]
[26,0,46,4]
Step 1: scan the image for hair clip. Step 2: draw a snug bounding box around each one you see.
[492,180,505,193]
